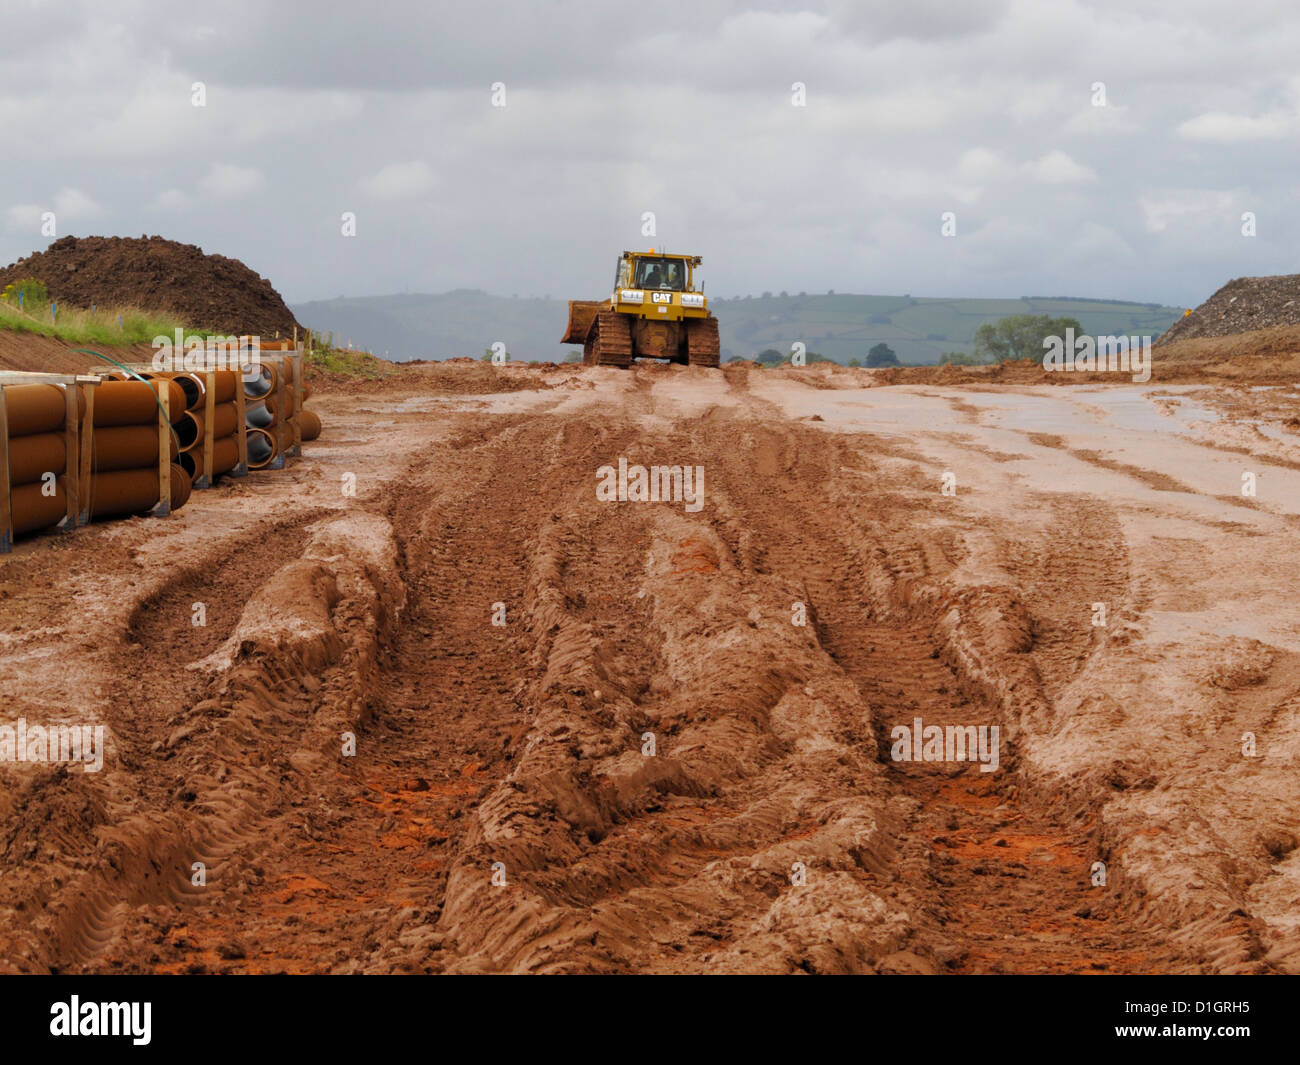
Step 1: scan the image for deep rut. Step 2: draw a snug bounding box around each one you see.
[688,380,1179,973]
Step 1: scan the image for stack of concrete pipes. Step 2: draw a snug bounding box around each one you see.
[242,347,322,469]
[87,377,193,518]
[242,359,286,469]
[129,370,244,483]
[1,377,192,548]
[3,346,324,550]
[0,382,82,538]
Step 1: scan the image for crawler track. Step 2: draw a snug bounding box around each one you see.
[685,316,721,367]
[584,311,634,368]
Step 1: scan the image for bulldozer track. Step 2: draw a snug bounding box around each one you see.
[5,362,1293,975]
[686,316,721,367]
[584,311,634,368]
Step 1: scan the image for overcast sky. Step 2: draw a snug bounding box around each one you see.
[1,0,1295,307]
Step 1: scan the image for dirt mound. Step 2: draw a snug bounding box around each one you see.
[1158,274,1300,345]
[1152,322,1300,362]
[0,235,301,338]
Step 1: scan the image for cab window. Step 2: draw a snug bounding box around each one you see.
[634,257,686,291]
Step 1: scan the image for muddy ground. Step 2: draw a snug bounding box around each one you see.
[1,360,1298,974]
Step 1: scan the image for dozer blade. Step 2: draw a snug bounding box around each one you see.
[561,300,604,344]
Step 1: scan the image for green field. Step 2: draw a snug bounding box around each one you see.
[718,293,1184,365]
[293,290,1186,365]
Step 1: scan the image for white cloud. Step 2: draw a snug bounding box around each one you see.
[1065,221,1136,261]
[956,147,1012,182]
[5,204,43,231]
[1023,150,1096,184]
[1176,110,1290,142]
[1063,103,1139,135]
[4,189,97,232]
[359,160,436,199]
[1139,189,1237,234]
[198,164,264,198]
[53,187,100,218]
[150,188,192,211]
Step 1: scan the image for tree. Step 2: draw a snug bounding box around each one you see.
[756,348,784,365]
[972,314,1082,363]
[939,350,981,366]
[866,343,899,367]
[847,357,862,367]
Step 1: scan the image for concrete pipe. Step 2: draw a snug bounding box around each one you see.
[178,435,239,480]
[2,384,71,436]
[242,362,278,400]
[177,402,238,451]
[93,380,187,427]
[183,370,238,409]
[245,398,277,429]
[245,426,278,470]
[142,372,200,410]
[88,464,191,519]
[6,432,67,484]
[299,409,322,442]
[9,477,69,536]
[91,425,179,473]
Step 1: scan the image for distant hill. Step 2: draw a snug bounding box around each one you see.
[292,290,1185,365]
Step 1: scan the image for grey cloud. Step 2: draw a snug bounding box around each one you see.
[0,1,1295,310]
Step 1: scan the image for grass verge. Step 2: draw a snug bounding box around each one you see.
[0,297,205,347]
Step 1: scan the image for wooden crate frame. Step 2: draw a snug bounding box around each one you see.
[0,372,101,553]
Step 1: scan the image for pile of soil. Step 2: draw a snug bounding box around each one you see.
[1157,274,1300,344]
[0,235,301,337]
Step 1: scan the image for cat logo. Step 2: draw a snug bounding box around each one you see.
[651,292,673,304]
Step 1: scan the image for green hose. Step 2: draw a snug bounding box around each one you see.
[70,348,182,450]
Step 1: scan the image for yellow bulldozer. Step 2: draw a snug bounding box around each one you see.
[561,249,720,367]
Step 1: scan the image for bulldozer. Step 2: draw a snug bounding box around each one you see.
[561,250,720,367]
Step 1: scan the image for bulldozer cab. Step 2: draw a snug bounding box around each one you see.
[617,253,697,293]
[635,257,685,291]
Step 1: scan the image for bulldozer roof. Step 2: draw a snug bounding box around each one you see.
[623,250,702,265]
